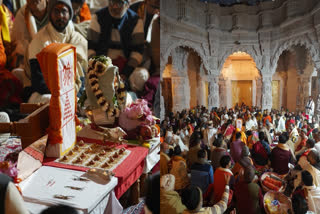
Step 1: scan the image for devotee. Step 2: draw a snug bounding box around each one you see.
[288,122,299,144]
[144,172,160,214]
[190,149,214,185]
[275,113,286,133]
[258,121,272,144]
[245,114,255,131]
[232,145,254,181]
[270,134,294,176]
[160,174,186,214]
[230,132,244,163]
[0,173,29,214]
[87,0,145,87]
[292,194,309,214]
[170,145,189,191]
[181,175,230,214]
[211,137,231,170]
[187,138,201,169]
[295,128,308,153]
[221,119,234,144]
[202,120,216,150]
[213,155,234,204]
[306,96,315,123]
[130,0,159,39]
[251,132,270,167]
[293,170,320,213]
[25,0,87,103]
[312,128,320,153]
[160,142,170,176]
[12,0,49,70]
[234,167,263,214]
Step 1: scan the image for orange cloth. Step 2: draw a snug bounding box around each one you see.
[79,2,91,22]
[213,167,233,203]
[0,25,6,68]
[263,115,272,126]
[232,129,247,146]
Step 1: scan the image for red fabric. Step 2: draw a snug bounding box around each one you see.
[213,168,232,204]
[24,147,44,162]
[253,141,268,160]
[43,137,149,198]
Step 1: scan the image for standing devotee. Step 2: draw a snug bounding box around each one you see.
[25,0,87,103]
[306,96,315,123]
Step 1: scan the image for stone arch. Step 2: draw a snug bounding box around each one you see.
[271,35,320,75]
[217,45,262,74]
[161,38,208,73]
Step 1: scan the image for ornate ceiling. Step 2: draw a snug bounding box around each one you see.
[199,0,274,6]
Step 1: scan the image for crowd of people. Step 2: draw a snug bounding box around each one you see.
[160,103,320,214]
[0,0,160,120]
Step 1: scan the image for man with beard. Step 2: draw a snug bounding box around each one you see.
[87,0,144,87]
[26,0,87,103]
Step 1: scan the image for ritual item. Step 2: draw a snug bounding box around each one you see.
[93,126,127,144]
[85,56,129,126]
[260,172,286,193]
[55,140,130,171]
[36,44,78,158]
[263,191,292,214]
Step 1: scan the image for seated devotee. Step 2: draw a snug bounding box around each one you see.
[270,134,294,176]
[187,138,201,169]
[190,149,214,186]
[160,142,170,176]
[144,172,160,214]
[288,123,299,144]
[295,138,315,161]
[293,170,320,213]
[234,167,263,214]
[40,204,77,214]
[221,119,234,144]
[231,128,247,146]
[312,128,320,153]
[232,146,254,181]
[230,132,244,163]
[181,175,230,214]
[251,132,271,167]
[0,24,23,108]
[170,145,189,191]
[275,113,286,134]
[211,137,232,171]
[213,155,234,204]
[296,150,320,188]
[263,112,272,126]
[87,0,145,89]
[258,121,272,145]
[25,0,87,104]
[292,194,309,214]
[12,0,49,70]
[179,123,190,148]
[160,174,186,214]
[245,114,255,131]
[246,130,258,150]
[0,173,29,214]
[295,128,308,153]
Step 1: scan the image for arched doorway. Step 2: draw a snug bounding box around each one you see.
[272,45,317,112]
[161,47,204,114]
[219,51,261,108]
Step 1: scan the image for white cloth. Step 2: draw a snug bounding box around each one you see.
[276,116,286,133]
[306,99,315,123]
[203,127,217,147]
[20,166,122,213]
[172,134,188,152]
[245,119,255,131]
[297,158,320,188]
[304,185,320,214]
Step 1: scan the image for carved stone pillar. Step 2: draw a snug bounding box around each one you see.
[219,77,227,108]
[256,77,262,108]
[171,47,190,112]
[198,75,206,107]
[208,75,219,110]
[159,84,165,120]
[261,75,272,110]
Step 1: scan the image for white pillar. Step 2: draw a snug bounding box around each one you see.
[261,75,272,110]
[208,75,220,110]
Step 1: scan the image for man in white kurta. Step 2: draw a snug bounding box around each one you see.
[306,96,315,123]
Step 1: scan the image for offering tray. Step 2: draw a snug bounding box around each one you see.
[55,140,131,171]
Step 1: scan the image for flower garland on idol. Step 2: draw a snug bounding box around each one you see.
[88,56,126,117]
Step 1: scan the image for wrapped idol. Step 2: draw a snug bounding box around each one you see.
[85,56,132,126]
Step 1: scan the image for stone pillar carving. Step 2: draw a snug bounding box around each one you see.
[256,77,262,108]
[159,84,165,120]
[219,77,227,108]
[261,75,272,110]
[208,75,219,110]
[286,0,301,18]
[198,75,206,107]
[171,47,190,113]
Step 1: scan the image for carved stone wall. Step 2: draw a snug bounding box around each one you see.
[161,0,320,114]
